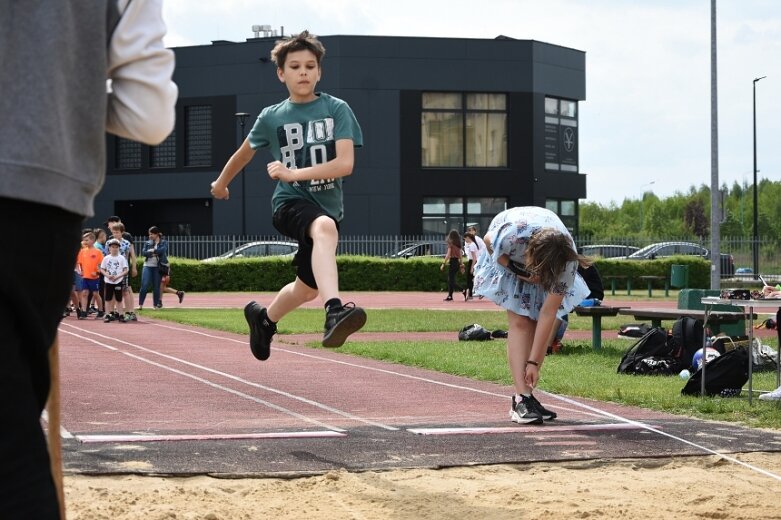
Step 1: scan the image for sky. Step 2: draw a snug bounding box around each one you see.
[162,0,780,206]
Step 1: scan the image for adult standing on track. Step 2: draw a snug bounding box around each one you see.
[473,207,590,425]
[138,226,169,310]
[0,2,177,518]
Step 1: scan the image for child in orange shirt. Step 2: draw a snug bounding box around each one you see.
[76,231,103,319]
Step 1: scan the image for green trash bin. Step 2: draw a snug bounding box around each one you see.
[670,264,689,289]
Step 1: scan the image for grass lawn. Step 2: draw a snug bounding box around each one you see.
[146,306,781,429]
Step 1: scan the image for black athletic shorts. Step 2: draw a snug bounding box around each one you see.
[272,199,339,290]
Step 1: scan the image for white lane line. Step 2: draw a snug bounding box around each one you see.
[150,323,604,420]
[546,393,781,483]
[61,323,397,431]
[59,328,345,433]
[78,431,346,443]
[41,410,75,439]
[408,423,654,436]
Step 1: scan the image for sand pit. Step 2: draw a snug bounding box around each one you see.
[65,452,781,519]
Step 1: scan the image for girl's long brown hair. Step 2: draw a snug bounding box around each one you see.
[525,228,591,291]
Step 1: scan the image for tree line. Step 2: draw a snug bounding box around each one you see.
[579,179,781,242]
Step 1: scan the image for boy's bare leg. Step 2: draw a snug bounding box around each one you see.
[266,278,318,323]
[308,215,339,301]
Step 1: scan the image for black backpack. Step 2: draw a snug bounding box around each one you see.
[681,347,749,396]
[618,327,674,374]
[458,324,492,341]
[669,317,704,368]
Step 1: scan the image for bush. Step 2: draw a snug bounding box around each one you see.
[129,255,714,293]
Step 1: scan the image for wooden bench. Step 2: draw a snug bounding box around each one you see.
[573,305,628,351]
[603,275,632,296]
[616,307,753,333]
[638,275,669,298]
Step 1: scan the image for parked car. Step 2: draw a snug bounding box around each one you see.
[202,241,298,262]
[735,267,753,275]
[625,241,734,275]
[386,241,448,259]
[580,244,639,259]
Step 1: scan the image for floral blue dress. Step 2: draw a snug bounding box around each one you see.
[473,207,589,320]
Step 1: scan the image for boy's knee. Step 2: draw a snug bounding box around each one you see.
[309,216,338,239]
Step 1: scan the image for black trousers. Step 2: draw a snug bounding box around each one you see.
[0,198,82,519]
[447,258,461,297]
[465,259,475,297]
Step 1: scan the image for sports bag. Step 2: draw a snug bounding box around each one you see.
[617,327,672,374]
[458,324,492,341]
[681,347,749,396]
[669,317,703,366]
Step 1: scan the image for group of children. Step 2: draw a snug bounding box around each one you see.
[71,221,138,323]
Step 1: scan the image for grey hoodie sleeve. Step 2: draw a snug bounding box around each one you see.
[106,0,178,145]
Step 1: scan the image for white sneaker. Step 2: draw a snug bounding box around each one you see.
[758,386,781,401]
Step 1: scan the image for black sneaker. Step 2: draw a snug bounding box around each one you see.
[509,395,544,425]
[95,311,105,319]
[526,393,557,421]
[244,301,276,361]
[322,302,366,348]
[177,291,185,304]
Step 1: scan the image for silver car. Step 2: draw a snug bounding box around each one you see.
[202,241,298,262]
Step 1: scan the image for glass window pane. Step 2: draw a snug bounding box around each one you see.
[466,93,506,110]
[184,105,212,167]
[545,97,559,115]
[422,112,463,167]
[545,200,558,212]
[422,92,462,109]
[116,138,141,169]
[560,200,576,216]
[150,129,176,168]
[560,100,577,118]
[466,113,507,167]
[467,197,507,215]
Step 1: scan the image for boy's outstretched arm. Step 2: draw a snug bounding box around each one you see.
[211,139,256,199]
[267,139,354,184]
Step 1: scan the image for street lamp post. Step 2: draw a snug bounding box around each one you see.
[235,112,251,236]
[752,76,765,277]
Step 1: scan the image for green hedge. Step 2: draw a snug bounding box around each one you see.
[129,255,715,293]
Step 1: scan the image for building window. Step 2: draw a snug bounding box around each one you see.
[544,97,578,173]
[546,199,577,232]
[184,105,212,167]
[422,92,507,168]
[115,138,141,169]
[422,196,507,235]
[150,129,176,168]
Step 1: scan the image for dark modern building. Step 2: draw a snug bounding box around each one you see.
[92,33,586,237]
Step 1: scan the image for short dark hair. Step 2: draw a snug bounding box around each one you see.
[148,226,161,236]
[270,30,325,69]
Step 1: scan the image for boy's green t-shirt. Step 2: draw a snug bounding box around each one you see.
[247,92,363,222]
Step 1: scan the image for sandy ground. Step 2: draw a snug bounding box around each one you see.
[64,453,781,519]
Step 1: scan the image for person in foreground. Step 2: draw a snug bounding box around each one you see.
[759,284,781,401]
[210,31,366,361]
[0,1,177,517]
[473,207,590,424]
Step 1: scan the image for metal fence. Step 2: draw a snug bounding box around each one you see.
[138,234,781,275]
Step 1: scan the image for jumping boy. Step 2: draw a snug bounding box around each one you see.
[99,239,129,322]
[210,30,366,361]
